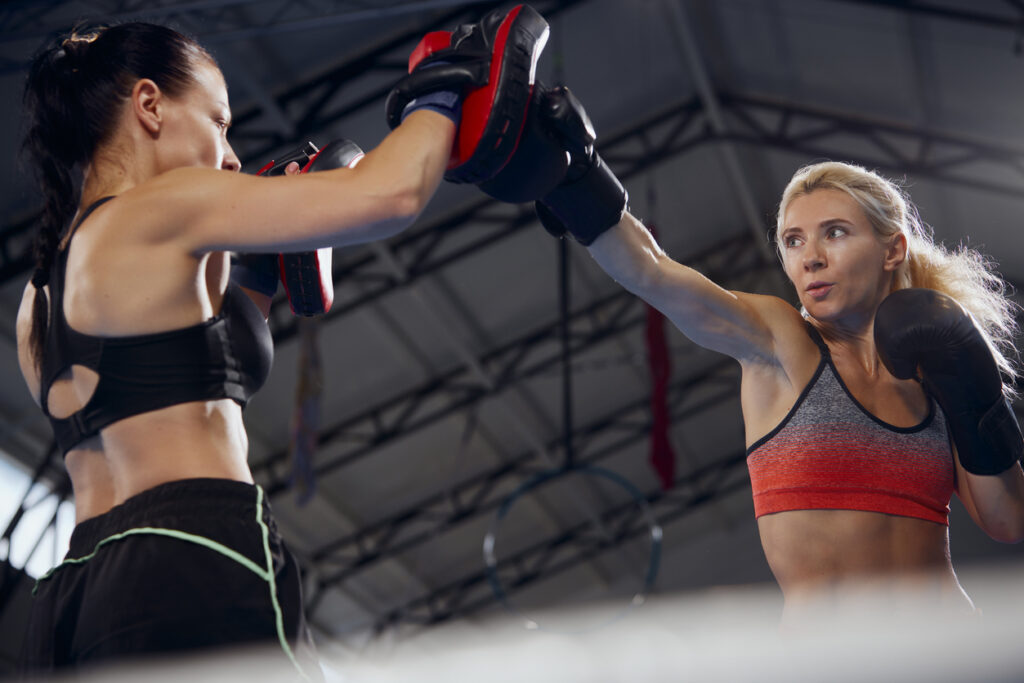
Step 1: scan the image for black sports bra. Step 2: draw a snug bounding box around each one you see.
[39,197,274,454]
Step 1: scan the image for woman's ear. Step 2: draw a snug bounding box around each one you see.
[883,232,908,272]
[131,78,163,136]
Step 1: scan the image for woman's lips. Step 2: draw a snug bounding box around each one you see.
[806,283,833,300]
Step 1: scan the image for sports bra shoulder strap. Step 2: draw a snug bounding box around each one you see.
[804,321,831,358]
[66,196,115,242]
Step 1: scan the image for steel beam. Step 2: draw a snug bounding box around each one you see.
[6,90,1024,289]
[370,447,750,631]
[252,232,771,495]
[305,358,738,610]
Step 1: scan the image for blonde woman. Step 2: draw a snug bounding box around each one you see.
[481,85,1024,624]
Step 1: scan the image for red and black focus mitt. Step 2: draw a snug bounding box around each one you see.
[385,4,552,187]
[231,138,364,316]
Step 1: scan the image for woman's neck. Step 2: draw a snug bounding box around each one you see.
[80,140,153,206]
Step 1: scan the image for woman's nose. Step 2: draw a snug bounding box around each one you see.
[222,144,241,173]
[803,241,825,270]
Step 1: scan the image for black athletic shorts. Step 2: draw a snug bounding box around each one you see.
[19,477,322,680]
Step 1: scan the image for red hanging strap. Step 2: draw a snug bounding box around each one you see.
[643,223,675,490]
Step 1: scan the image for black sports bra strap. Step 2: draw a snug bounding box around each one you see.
[66,196,115,243]
[804,321,831,358]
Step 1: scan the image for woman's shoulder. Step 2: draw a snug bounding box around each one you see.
[732,296,823,437]
[731,292,822,398]
[75,171,224,251]
[731,291,819,362]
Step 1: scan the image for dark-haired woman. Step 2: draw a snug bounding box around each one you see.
[15,22,458,678]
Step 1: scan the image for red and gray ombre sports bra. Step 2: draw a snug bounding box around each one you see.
[746,324,955,525]
[39,197,274,455]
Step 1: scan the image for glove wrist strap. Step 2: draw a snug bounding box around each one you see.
[965,396,1024,475]
[538,153,627,246]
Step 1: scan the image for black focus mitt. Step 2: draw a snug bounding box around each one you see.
[474,84,627,243]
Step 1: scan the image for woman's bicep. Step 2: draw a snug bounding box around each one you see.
[152,113,455,254]
[152,166,415,254]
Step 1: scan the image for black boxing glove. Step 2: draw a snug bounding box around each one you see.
[874,288,1023,476]
[473,85,627,244]
[530,86,627,244]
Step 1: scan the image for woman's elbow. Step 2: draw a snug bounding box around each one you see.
[982,516,1024,544]
[381,173,432,227]
[397,186,430,223]
[357,186,424,241]
[987,530,1024,545]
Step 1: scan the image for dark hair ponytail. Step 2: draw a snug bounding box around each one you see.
[21,22,212,369]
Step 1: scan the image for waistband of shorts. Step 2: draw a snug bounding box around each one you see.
[67,477,264,557]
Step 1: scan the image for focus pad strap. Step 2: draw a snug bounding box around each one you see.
[385,62,488,130]
[256,141,317,176]
[305,138,365,171]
